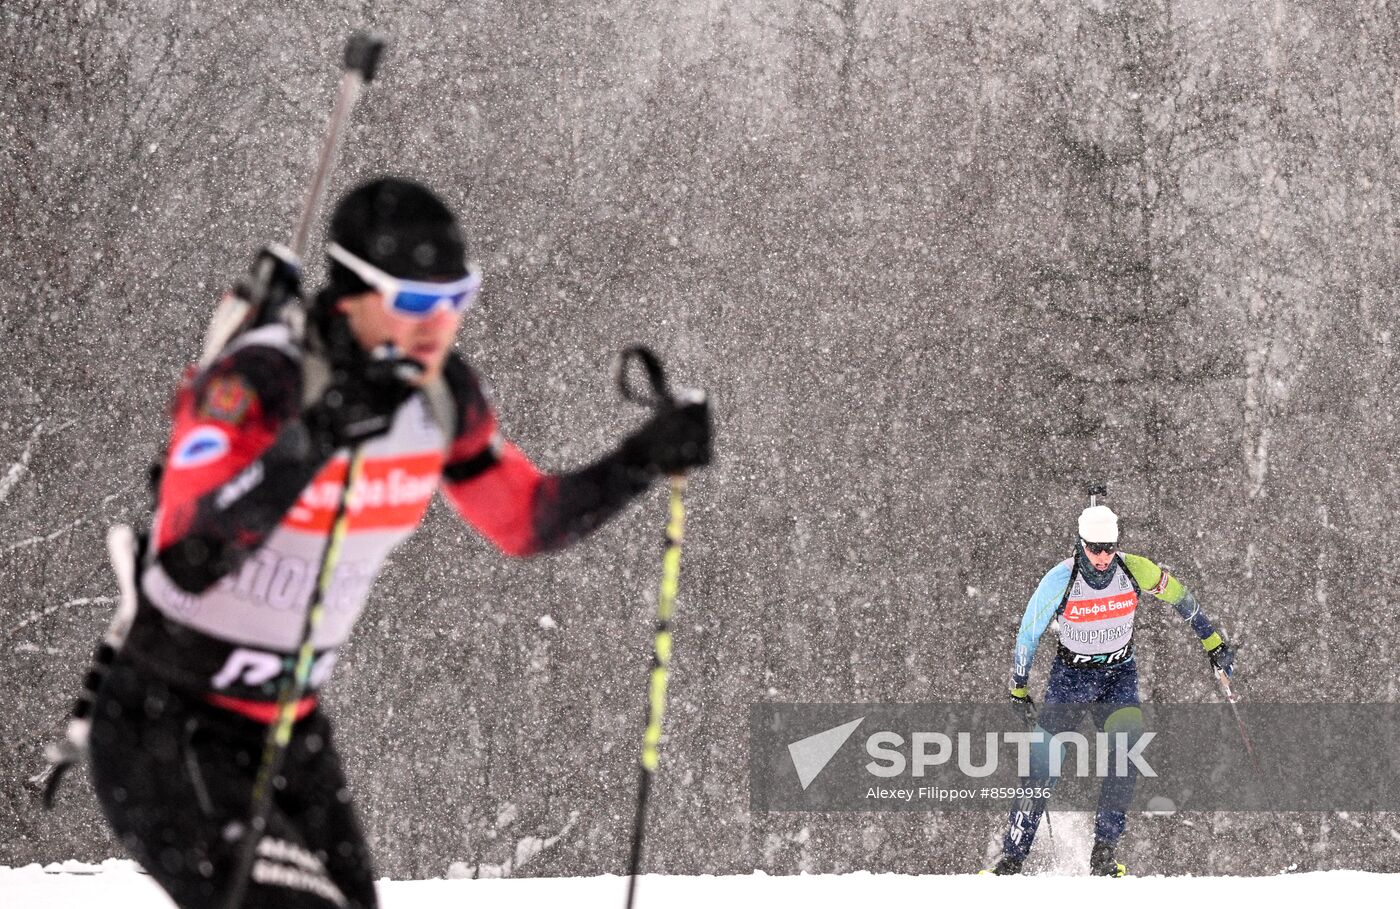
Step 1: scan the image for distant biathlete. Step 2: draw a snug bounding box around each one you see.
[985,504,1234,877]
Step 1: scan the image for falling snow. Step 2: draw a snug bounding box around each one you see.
[3,0,1399,886]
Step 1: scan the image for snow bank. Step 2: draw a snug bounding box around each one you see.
[0,859,1390,908]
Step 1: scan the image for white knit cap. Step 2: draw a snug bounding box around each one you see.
[1078,505,1119,544]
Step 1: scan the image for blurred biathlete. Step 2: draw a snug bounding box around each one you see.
[85,178,711,908]
[983,504,1234,877]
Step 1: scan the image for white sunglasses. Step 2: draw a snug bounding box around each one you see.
[327,242,482,319]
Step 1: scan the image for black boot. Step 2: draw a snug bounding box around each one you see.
[1090,839,1126,877]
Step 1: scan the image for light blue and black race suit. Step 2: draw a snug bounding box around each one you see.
[1002,548,1221,861]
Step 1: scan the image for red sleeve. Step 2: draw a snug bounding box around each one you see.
[443,439,549,556]
[152,349,296,554]
[436,356,549,555]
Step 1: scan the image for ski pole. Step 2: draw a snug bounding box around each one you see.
[1207,627,1262,769]
[223,449,364,909]
[1014,693,1052,840]
[617,346,693,909]
[38,525,141,808]
[222,32,384,909]
[289,35,384,259]
[1214,668,1261,769]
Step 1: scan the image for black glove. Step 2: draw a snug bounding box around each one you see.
[1010,684,1037,728]
[621,394,712,476]
[1206,637,1234,678]
[304,342,424,448]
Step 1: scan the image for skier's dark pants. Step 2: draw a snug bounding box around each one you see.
[1003,660,1143,861]
[89,658,377,909]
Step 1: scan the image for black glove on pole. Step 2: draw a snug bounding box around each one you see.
[1010,687,1037,729]
[1207,637,1234,677]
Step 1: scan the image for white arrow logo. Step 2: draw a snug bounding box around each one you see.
[787,717,864,790]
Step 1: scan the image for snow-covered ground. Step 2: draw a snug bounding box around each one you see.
[0,859,1390,908]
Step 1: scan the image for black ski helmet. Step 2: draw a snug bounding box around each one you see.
[325,177,469,298]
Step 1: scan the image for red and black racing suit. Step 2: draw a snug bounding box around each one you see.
[89,323,664,909]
